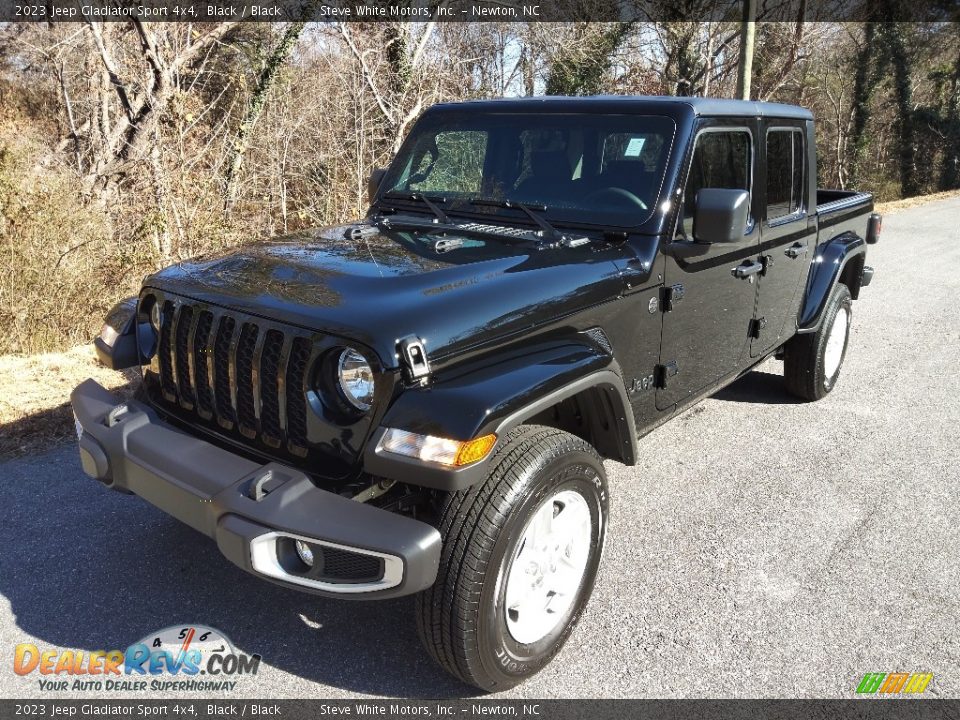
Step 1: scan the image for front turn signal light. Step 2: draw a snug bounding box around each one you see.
[378,429,497,467]
[454,434,498,466]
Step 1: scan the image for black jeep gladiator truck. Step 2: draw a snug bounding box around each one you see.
[73,96,879,690]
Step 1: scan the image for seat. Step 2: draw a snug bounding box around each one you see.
[514,150,573,202]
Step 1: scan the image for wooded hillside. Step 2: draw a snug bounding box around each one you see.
[1,19,957,353]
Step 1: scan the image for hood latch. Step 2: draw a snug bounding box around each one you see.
[398,335,431,383]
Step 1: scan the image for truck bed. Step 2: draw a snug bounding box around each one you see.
[817,189,873,216]
[816,189,874,240]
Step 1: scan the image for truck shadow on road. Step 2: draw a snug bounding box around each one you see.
[0,445,478,698]
[711,367,803,405]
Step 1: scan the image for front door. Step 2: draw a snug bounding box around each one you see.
[657,124,760,410]
[751,122,816,356]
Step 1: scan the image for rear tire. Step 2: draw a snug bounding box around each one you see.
[415,425,608,691]
[784,283,852,401]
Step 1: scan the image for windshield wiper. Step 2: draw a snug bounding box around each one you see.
[376,195,591,249]
[382,191,450,224]
[469,199,590,247]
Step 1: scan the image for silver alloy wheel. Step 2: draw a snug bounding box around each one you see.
[824,305,849,380]
[504,489,593,645]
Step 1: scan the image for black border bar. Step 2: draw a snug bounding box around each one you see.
[2,700,959,719]
[2,0,958,23]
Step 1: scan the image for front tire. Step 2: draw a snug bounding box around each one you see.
[784,282,852,401]
[416,425,608,691]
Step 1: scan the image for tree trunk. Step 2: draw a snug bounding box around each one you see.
[736,0,757,100]
[521,43,536,97]
[339,21,436,155]
[941,47,960,190]
[671,25,698,97]
[149,133,173,261]
[384,23,411,97]
[849,22,882,188]
[884,23,918,197]
[545,22,632,96]
[702,30,714,97]
[223,22,305,213]
[82,20,239,198]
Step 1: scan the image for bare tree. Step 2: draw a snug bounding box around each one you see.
[224,22,305,213]
[2,18,959,355]
[83,21,240,197]
[545,23,634,95]
[338,21,437,153]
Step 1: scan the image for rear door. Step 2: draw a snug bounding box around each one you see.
[751,121,815,356]
[657,122,761,410]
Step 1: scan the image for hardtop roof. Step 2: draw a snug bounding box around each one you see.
[430,95,813,121]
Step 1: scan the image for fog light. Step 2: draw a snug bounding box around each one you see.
[295,540,315,567]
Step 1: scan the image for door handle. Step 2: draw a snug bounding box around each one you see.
[731,261,763,280]
[785,243,809,259]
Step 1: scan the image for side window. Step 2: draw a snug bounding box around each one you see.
[681,130,751,236]
[403,130,487,195]
[766,128,805,220]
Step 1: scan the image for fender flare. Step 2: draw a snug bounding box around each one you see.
[797,231,867,334]
[362,342,637,491]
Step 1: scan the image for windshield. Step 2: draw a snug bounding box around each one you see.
[381,112,676,228]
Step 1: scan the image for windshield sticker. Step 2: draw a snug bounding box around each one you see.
[624,137,646,157]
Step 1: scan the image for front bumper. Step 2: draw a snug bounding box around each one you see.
[70,379,441,599]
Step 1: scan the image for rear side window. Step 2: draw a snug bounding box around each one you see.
[766,128,805,220]
[682,130,752,235]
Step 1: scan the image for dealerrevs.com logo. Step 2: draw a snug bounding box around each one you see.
[856,672,934,695]
[14,624,260,693]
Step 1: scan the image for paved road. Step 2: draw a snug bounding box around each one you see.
[2,198,958,700]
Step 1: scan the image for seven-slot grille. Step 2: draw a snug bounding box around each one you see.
[153,298,311,456]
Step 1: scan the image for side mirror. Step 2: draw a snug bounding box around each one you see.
[367,167,387,205]
[693,188,750,244]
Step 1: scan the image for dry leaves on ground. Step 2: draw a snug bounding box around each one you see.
[0,344,135,458]
[874,189,960,214]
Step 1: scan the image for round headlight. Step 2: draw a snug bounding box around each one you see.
[337,348,374,412]
[149,300,162,333]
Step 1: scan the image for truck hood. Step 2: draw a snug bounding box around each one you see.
[145,222,624,367]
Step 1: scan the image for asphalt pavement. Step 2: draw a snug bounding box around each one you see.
[2,197,958,699]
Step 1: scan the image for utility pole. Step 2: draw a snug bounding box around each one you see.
[736,0,757,100]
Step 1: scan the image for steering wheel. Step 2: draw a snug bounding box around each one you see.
[585,187,647,211]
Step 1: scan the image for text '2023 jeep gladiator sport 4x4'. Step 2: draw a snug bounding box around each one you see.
[73,96,879,691]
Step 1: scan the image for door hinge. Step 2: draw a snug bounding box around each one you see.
[749,317,767,339]
[654,361,679,389]
[661,283,685,312]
